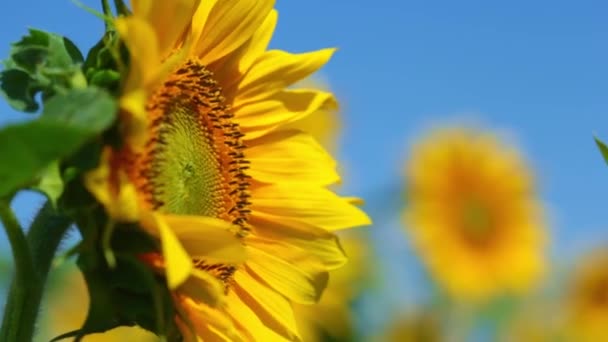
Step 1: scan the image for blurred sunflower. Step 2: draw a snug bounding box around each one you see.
[293,232,370,342]
[564,248,608,341]
[85,0,370,340]
[403,127,545,301]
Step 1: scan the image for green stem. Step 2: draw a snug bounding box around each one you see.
[101,0,112,31]
[113,0,130,15]
[101,0,112,16]
[0,201,36,342]
[27,202,72,292]
[0,202,71,342]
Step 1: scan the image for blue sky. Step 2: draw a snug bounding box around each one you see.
[270,0,608,259]
[1,0,608,333]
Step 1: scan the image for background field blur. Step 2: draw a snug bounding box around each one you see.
[1,1,608,341]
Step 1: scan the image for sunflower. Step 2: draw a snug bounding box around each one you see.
[85,0,370,340]
[293,232,370,342]
[563,248,608,341]
[403,127,545,301]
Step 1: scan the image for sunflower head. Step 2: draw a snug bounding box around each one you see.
[565,248,608,340]
[403,127,546,301]
[84,0,370,339]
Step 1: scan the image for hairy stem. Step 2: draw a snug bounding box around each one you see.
[0,201,71,342]
[0,200,36,342]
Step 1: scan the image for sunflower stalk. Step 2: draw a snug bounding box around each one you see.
[0,202,71,342]
[100,0,113,32]
[113,0,130,16]
[101,0,112,17]
[0,200,36,342]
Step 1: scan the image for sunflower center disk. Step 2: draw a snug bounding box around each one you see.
[149,104,224,217]
[460,198,494,245]
[136,59,251,227]
[590,277,608,307]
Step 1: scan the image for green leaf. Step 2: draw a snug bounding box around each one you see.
[0,87,116,197]
[41,87,115,127]
[1,29,86,112]
[595,137,608,166]
[9,28,83,73]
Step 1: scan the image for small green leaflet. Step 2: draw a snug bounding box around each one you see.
[0,28,85,113]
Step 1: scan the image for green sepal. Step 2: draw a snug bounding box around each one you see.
[0,87,116,197]
[89,69,120,91]
[83,32,118,72]
[82,30,127,95]
[1,28,86,112]
[32,162,64,207]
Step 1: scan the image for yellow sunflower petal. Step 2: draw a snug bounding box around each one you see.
[181,298,242,342]
[115,16,160,92]
[344,197,366,206]
[247,130,340,185]
[192,0,275,65]
[226,290,290,342]
[282,106,339,152]
[140,213,193,289]
[251,184,371,231]
[246,245,328,304]
[131,0,199,58]
[233,271,300,340]
[178,269,225,307]
[248,219,347,270]
[114,16,163,149]
[161,214,246,262]
[238,9,278,77]
[234,48,336,107]
[211,9,278,90]
[235,89,337,140]
[189,0,215,45]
